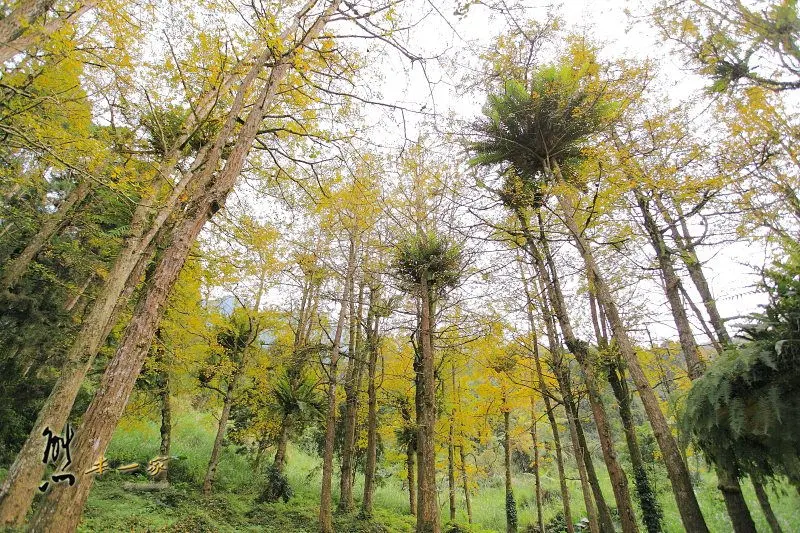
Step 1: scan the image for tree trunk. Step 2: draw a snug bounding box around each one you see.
[0,11,284,519]
[503,405,517,533]
[157,331,171,482]
[607,362,663,533]
[0,0,57,58]
[408,441,417,517]
[459,443,472,524]
[320,232,357,533]
[340,282,365,512]
[0,1,95,64]
[637,190,758,530]
[635,190,704,379]
[0,226,155,526]
[203,362,245,495]
[526,209,638,533]
[529,397,544,533]
[26,6,340,529]
[654,195,732,346]
[416,276,440,533]
[519,258,574,533]
[752,479,783,533]
[447,362,457,522]
[1,178,91,291]
[557,368,600,533]
[553,183,709,533]
[717,465,757,533]
[569,392,615,533]
[361,290,380,518]
[273,414,291,473]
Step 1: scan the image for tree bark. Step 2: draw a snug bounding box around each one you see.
[26,5,340,529]
[203,362,245,495]
[1,178,91,291]
[157,330,171,482]
[361,289,380,518]
[0,12,281,519]
[635,190,704,379]
[503,402,517,533]
[556,368,600,533]
[607,361,664,533]
[273,415,290,473]
[527,209,638,533]
[0,1,95,64]
[408,441,417,516]
[447,365,457,522]
[752,479,783,533]
[459,443,472,524]
[416,275,440,533]
[553,183,709,533]
[320,232,357,533]
[339,281,365,512]
[569,391,616,533]
[519,258,574,533]
[0,0,57,58]
[528,397,544,533]
[717,465,757,533]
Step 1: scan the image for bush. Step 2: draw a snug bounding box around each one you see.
[256,464,294,503]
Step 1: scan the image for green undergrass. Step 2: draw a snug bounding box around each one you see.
[9,403,794,532]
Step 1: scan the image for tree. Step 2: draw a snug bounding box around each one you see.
[394,231,463,533]
[468,43,711,532]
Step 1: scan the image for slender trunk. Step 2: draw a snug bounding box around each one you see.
[408,441,417,516]
[503,403,517,533]
[340,282,365,512]
[273,415,290,473]
[553,181,708,533]
[203,362,245,495]
[529,398,544,533]
[635,190,704,379]
[752,479,783,533]
[530,209,638,533]
[417,277,440,533]
[28,5,340,529]
[1,179,91,291]
[519,256,574,532]
[157,331,171,482]
[654,195,732,346]
[607,362,663,533]
[320,233,357,533]
[591,272,664,533]
[415,330,424,520]
[447,373,457,522]
[64,273,94,313]
[717,465,757,533]
[637,191,757,529]
[361,290,380,518]
[570,393,615,533]
[459,444,472,524]
[557,368,600,533]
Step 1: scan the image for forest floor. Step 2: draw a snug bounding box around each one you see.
[3,406,799,532]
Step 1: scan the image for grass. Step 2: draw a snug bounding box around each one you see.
[5,403,797,532]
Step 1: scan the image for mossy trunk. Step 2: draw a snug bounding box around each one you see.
[553,182,708,533]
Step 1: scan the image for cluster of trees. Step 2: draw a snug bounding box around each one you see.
[0,1,799,533]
